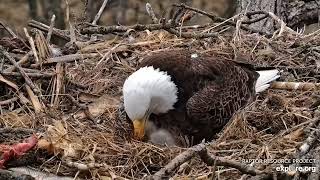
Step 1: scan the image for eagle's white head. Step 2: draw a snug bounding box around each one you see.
[122,66,178,140]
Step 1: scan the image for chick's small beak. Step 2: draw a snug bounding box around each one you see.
[133,118,146,140]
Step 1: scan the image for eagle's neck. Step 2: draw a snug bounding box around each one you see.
[123,66,178,119]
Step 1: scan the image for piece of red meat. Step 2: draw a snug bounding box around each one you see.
[0,134,38,168]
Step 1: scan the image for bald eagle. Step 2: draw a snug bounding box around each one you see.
[122,49,280,145]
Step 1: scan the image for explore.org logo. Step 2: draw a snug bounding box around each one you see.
[276,165,317,173]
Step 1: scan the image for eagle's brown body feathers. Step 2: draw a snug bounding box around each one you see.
[137,50,259,144]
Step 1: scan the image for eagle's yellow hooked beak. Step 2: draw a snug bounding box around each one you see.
[133,118,147,140]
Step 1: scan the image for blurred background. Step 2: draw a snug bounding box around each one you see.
[0,0,237,34]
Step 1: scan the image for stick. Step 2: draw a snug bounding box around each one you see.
[65,0,70,24]
[146,3,158,24]
[64,160,105,171]
[0,97,18,106]
[52,62,64,108]
[0,74,31,105]
[0,45,42,97]
[92,0,109,25]
[24,28,40,64]
[270,81,320,91]
[198,148,268,176]
[151,143,271,179]
[173,3,272,36]
[298,117,320,156]
[81,23,179,35]
[152,144,204,180]
[69,23,76,44]
[47,14,56,43]
[1,72,54,78]
[28,20,71,41]
[26,85,44,113]
[4,51,32,73]
[285,117,320,177]
[0,21,18,38]
[267,12,297,36]
[44,53,99,64]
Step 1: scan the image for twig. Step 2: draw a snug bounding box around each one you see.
[47,14,56,43]
[0,74,31,105]
[298,117,320,156]
[151,143,271,179]
[270,81,320,91]
[166,28,218,39]
[0,127,34,134]
[45,53,99,64]
[0,45,42,97]
[285,117,320,177]
[198,148,269,176]
[151,144,203,180]
[81,23,178,35]
[28,20,71,41]
[0,97,18,106]
[26,85,44,113]
[173,3,272,36]
[64,160,105,171]
[0,21,18,38]
[146,3,158,24]
[52,62,64,108]
[82,22,219,39]
[24,28,40,64]
[92,0,109,25]
[29,53,98,68]
[65,0,70,24]
[267,12,297,36]
[1,71,54,78]
[4,51,32,73]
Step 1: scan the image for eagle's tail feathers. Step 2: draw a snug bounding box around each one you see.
[255,69,280,93]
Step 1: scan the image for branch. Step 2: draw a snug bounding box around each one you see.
[151,144,204,180]
[173,4,272,36]
[146,3,158,24]
[92,0,109,25]
[198,148,268,176]
[4,51,32,73]
[0,21,18,38]
[24,28,40,64]
[298,118,320,156]
[46,14,56,43]
[0,46,42,96]
[81,23,178,35]
[1,71,54,78]
[28,20,70,41]
[285,117,320,178]
[0,97,19,106]
[270,81,320,91]
[150,143,271,179]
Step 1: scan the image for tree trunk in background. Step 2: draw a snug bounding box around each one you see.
[236,0,319,33]
[236,0,279,33]
[28,0,38,20]
[285,0,320,29]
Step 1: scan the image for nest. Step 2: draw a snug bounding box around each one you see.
[1,3,320,180]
